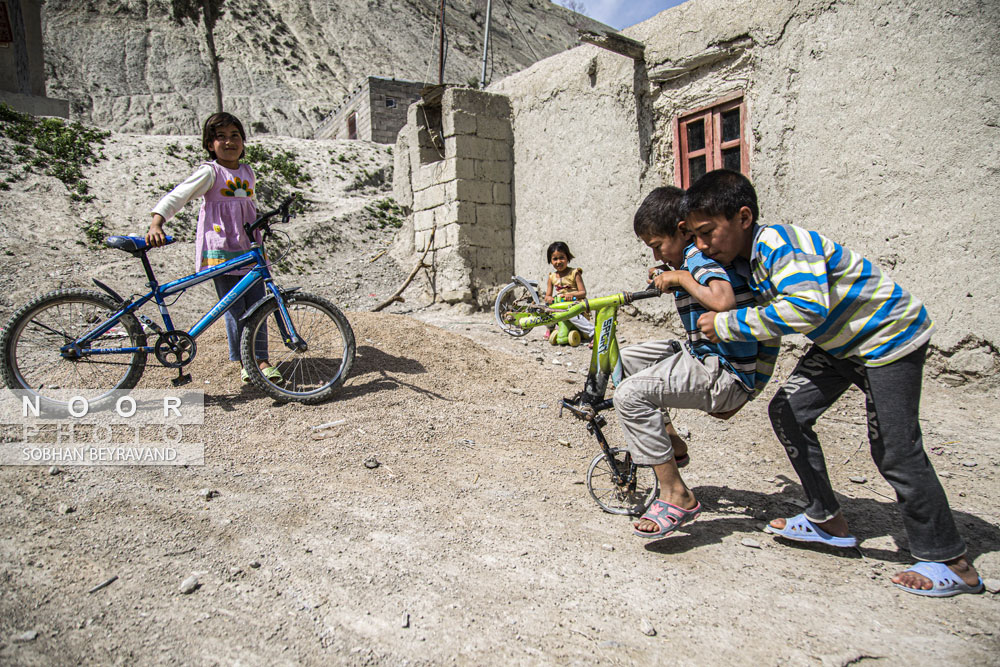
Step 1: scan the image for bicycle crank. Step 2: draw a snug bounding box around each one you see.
[154,330,197,368]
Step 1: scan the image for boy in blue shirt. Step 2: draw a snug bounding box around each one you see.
[689,169,983,597]
[615,186,778,538]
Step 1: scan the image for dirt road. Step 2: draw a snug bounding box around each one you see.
[1,307,998,665]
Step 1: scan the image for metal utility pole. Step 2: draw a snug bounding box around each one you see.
[438,0,446,84]
[479,0,493,89]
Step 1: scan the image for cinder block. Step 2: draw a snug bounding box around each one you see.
[439,223,461,248]
[444,134,490,160]
[476,204,511,228]
[444,88,511,118]
[476,116,513,142]
[475,159,512,184]
[492,183,511,205]
[413,183,446,211]
[475,248,514,275]
[434,157,476,182]
[435,200,477,225]
[476,138,511,161]
[443,111,477,138]
[415,229,433,253]
[451,179,493,204]
[413,208,436,232]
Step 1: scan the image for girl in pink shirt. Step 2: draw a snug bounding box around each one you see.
[147,113,281,384]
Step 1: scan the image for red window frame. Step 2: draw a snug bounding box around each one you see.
[673,92,749,188]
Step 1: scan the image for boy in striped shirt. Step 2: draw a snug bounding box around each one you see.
[615,186,777,539]
[690,169,982,597]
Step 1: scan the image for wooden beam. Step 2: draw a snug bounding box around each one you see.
[578,29,645,61]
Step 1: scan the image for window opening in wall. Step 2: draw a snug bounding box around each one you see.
[674,93,748,188]
[385,97,397,108]
[347,112,358,140]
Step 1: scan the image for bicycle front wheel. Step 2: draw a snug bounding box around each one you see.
[0,289,147,408]
[241,292,355,404]
[494,279,541,337]
[586,448,659,516]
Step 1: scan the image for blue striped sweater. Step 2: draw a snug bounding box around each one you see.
[677,244,778,396]
[714,224,933,366]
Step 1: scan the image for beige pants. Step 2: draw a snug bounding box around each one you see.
[613,340,750,465]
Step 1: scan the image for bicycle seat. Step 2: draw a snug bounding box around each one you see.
[105,235,175,254]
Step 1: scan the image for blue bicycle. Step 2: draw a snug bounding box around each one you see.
[0,196,355,407]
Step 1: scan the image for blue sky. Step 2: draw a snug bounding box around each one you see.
[559,0,689,30]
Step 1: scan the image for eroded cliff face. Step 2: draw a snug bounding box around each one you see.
[42,0,606,137]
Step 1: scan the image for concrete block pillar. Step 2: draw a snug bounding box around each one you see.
[392,87,514,306]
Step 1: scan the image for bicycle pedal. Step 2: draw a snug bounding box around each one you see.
[171,372,193,387]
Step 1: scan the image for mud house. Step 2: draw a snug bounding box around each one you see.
[0,0,67,117]
[391,0,1000,387]
[315,76,426,144]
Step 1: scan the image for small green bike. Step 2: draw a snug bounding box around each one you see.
[495,277,663,515]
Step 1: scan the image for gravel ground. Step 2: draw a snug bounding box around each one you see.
[0,131,998,665]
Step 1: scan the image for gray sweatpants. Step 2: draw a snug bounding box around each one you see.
[613,340,750,466]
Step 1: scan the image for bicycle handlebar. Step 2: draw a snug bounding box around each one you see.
[244,194,297,238]
[627,286,662,301]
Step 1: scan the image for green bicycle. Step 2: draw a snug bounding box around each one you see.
[496,278,663,515]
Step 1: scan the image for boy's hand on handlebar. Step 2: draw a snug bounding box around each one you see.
[647,265,670,281]
[146,216,167,247]
[651,270,685,293]
[697,311,721,343]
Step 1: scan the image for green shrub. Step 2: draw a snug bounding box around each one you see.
[363,197,404,229]
[81,216,108,249]
[242,144,311,212]
[0,104,109,195]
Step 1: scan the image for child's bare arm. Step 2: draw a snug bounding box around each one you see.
[544,275,555,304]
[571,272,587,300]
[685,276,736,312]
[651,271,736,311]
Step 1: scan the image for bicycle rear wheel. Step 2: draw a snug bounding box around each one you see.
[586,448,659,516]
[494,279,541,337]
[241,292,355,404]
[0,289,147,408]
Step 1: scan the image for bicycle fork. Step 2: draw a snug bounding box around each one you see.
[561,398,637,490]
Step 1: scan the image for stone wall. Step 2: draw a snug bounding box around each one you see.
[393,88,514,305]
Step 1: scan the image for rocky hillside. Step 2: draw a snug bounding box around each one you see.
[41,0,608,138]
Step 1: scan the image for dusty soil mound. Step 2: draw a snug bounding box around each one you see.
[1,309,998,664]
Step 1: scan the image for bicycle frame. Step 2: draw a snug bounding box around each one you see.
[502,286,661,499]
[504,290,661,404]
[63,244,298,359]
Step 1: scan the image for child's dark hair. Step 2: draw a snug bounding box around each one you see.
[633,186,686,237]
[202,112,247,160]
[546,241,574,263]
[683,169,759,224]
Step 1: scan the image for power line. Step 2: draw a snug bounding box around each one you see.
[500,0,540,63]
